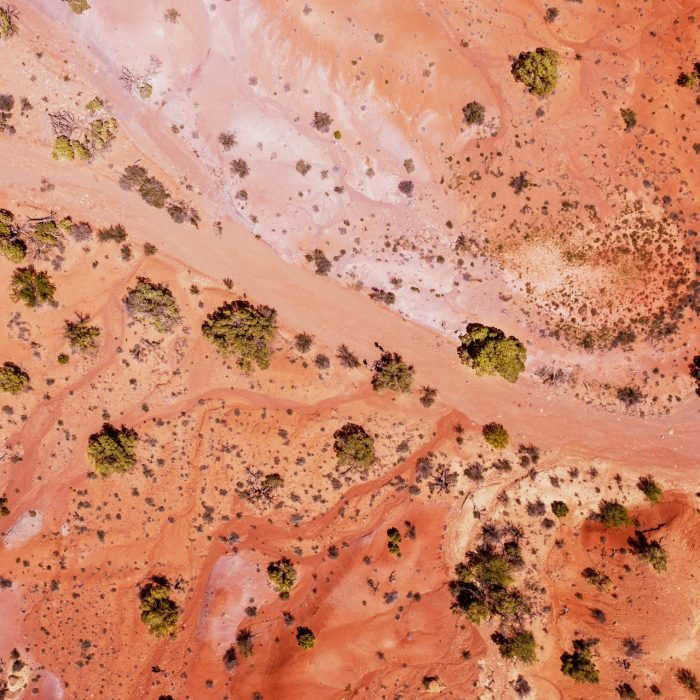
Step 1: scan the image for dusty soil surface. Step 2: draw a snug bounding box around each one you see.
[0,1,698,699]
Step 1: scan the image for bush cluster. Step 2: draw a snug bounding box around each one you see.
[371,351,414,393]
[10,266,56,307]
[0,362,29,394]
[65,315,101,352]
[139,576,179,637]
[483,422,509,449]
[124,277,181,333]
[333,423,375,471]
[458,323,526,383]
[598,500,631,529]
[511,48,560,95]
[296,626,316,649]
[202,299,277,370]
[560,639,599,684]
[87,423,138,477]
[267,558,297,599]
[0,209,26,263]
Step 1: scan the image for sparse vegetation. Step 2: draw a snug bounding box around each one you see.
[463,101,485,125]
[65,315,100,352]
[690,355,700,395]
[621,108,637,131]
[336,344,360,368]
[312,111,332,133]
[511,48,560,95]
[202,299,277,370]
[369,288,395,305]
[387,527,402,556]
[450,541,526,624]
[551,500,569,518]
[582,567,611,591]
[371,352,414,393]
[560,639,599,684]
[125,278,181,333]
[0,5,19,39]
[458,323,526,383]
[306,248,331,275]
[294,332,313,353]
[628,531,667,572]
[0,496,9,516]
[598,500,631,529]
[267,558,297,599]
[637,475,662,503]
[87,423,138,477]
[218,131,236,150]
[97,224,127,243]
[617,385,643,407]
[119,165,171,210]
[419,386,438,407]
[0,362,29,394]
[10,266,56,307]
[333,423,375,471]
[296,626,315,649]
[483,422,509,449]
[139,576,178,637]
[492,630,537,664]
[677,668,700,697]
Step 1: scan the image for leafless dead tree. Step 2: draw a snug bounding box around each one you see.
[48,110,77,138]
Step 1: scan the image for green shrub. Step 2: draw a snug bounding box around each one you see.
[139,576,178,637]
[0,208,13,234]
[57,353,69,365]
[560,639,599,684]
[51,136,89,161]
[202,299,277,370]
[296,626,315,649]
[450,543,526,624]
[0,496,9,516]
[0,237,25,263]
[333,423,375,470]
[637,475,662,503]
[628,531,667,572]
[0,362,29,393]
[581,567,611,591]
[87,423,138,476]
[65,315,100,351]
[0,6,19,39]
[483,422,509,449]
[124,278,181,333]
[34,220,60,245]
[598,500,631,529]
[371,351,414,393]
[458,323,526,383]
[511,48,560,95]
[267,558,297,599]
[463,101,485,125]
[677,668,700,697]
[10,266,56,307]
[551,500,569,518]
[493,630,537,664]
[387,527,402,556]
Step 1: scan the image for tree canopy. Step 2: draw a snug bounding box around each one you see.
[458,323,526,383]
[202,299,277,370]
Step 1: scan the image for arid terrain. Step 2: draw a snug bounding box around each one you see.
[0,1,698,699]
